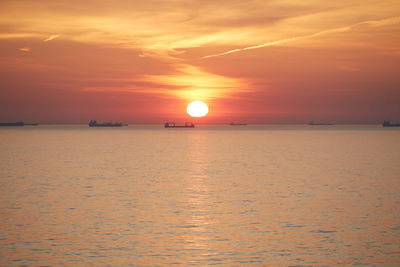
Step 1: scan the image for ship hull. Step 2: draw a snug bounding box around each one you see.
[164,122,194,128]
[89,124,122,127]
[0,122,24,126]
[165,126,194,128]
[89,120,123,127]
[382,124,400,127]
[382,120,400,127]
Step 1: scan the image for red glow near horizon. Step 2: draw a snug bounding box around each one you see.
[0,1,399,123]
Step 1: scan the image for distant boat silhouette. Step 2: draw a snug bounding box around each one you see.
[382,120,400,127]
[309,121,334,126]
[89,120,124,127]
[0,121,24,126]
[229,122,247,126]
[164,122,194,128]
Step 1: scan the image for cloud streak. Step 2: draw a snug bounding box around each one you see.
[203,17,400,59]
[139,64,248,100]
[19,47,31,52]
[44,34,60,42]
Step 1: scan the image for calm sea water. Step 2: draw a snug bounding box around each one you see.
[1,125,399,266]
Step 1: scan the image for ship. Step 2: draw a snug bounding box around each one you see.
[0,121,24,126]
[309,121,334,126]
[89,120,123,127]
[382,120,400,127]
[164,122,195,128]
[229,122,247,126]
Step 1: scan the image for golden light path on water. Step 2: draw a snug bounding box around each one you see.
[0,125,400,265]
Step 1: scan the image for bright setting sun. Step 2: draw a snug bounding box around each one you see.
[187,101,209,117]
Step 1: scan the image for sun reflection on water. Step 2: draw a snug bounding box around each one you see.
[181,132,214,256]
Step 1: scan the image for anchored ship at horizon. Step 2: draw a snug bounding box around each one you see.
[229,122,247,126]
[164,122,195,128]
[309,121,334,126]
[382,120,400,127]
[89,120,125,127]
[0,122,38,126]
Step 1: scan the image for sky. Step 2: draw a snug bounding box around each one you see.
[0,0,399,123]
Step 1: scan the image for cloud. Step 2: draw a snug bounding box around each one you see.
[0,0,331,57]
[139,64,248,100]
[44,34,60,42]
[19,47,31,52]
[203,16,400,59]
[0,33,37,39]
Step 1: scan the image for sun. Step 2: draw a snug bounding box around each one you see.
[187,101,209,117]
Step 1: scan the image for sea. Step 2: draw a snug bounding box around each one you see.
[0,124,399,266]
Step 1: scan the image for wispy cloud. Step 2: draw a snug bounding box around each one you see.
[44,34,60,42]
[203,17,400,59]
[19,47,31,52]
[139,65,247,100]
[0,33,37,39]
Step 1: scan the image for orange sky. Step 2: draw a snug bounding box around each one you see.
[0,0,399,123]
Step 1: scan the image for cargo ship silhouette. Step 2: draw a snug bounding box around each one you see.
[229,122,247,126]
[309,121,334,125]
[89,120,124,127]
[382,120,400,127]
[0,122,24,126]
[164,122,194,128]
[0,122,38,126]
